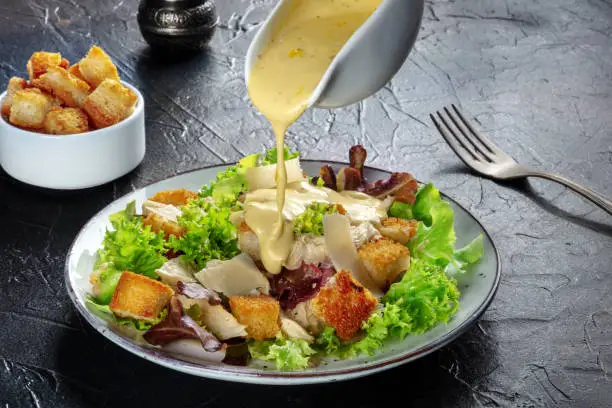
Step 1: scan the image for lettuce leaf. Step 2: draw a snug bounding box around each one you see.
[260,146,299,165]
[388,201,413,220]
[86,296,166,331]
[316,258,460,358]
[248,336,316,370]
[411,183,440,226]
[293,202,343,236]
[389,183,483,273]
[447,234,484,275]
[383,259,460,333]
[200,154,259,208]
[167,198,239,270]
[94,201,167,303]
[408,199,456,267]
[94,267,123,305]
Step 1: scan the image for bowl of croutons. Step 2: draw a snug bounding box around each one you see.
[0,46,145,190]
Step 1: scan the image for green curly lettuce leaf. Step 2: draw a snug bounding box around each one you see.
[167,198,239,270]
[293,202,343,236]
[260,146,300,166]
[316,258,460,358]
[248,335,316,370]
[94,201,167,303]
[383,258,460,333]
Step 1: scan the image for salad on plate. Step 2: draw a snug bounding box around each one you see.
[86,145,483,370]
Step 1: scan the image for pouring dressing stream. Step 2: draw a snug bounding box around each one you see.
[246,0,383,274]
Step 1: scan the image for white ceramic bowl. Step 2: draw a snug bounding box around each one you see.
[0,82,145,190]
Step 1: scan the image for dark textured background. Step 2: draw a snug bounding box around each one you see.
[1,0,611,406]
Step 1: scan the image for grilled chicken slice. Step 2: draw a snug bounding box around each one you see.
[155,258,197,288]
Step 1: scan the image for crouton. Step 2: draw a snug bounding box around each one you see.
[43,107,89,135]
[109,271,174,322]
[149,189,198,206]
[26,51,64,80]
[1,77,28,117]
[81,79,137,128]
[311,270,378,340]
[143,211,185,239]
[31,66,90,107]
[68,63,87,81]
[8,89,55,129]
[229,294,281,340]
[358,237,411,289]
[77,46,120,88]
[378,217,418,244]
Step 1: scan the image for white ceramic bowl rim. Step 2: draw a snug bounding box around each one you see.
[0,81,144,139]
[64,160,502,384]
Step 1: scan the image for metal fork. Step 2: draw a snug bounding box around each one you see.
[431,105,612,215]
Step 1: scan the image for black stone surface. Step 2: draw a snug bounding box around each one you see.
[1,0,611,407]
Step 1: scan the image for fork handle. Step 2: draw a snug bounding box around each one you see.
[528,171,612,215]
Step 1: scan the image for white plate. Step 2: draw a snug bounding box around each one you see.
[65,161,501,385]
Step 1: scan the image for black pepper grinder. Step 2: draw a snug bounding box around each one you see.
[137,0,218,53]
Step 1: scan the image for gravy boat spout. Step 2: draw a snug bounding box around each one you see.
[245,0,424,110]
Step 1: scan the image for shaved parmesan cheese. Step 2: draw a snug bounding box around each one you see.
[194,253,270,296]
[177,295,248,340]
[280,316,314,342]
[142,200,182,223]
[156,258,197,287]
[323,213,383,298]
[246,158,306,191]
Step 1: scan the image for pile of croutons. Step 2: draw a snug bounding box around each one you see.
[1,46,138,135]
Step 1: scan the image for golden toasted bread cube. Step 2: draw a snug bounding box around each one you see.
[68,63,87,82]
[26,51,65,81]
[311,270,378,340]
[8,89,56,129]
[78,46,120,88]
[109,271,174,322]
[358,237,410,290]
[43,107,89,135]
[149,189,199,207]
[81,79,137,129]
[31,66,90,107]
[378,217,418,244]
[229,295,281,340]
[1,77,28,117]
[142,212,185,239]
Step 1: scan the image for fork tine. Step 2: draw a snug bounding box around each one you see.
[436,110,485,162]
[444,106,494,163]
[451,104,508,157]
[430,113,481,172]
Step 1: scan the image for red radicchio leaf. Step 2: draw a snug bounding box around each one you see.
[176,281,222,305]
[337,167,363,191]
[269,264,334,309]
[349,145,367,178]
[360,172,418,204]
[143,297,223,352]
[319,165,337,191]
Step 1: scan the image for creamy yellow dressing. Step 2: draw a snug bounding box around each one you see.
[247,0,382,273]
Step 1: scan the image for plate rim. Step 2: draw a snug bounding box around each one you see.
[64,160,502,384]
